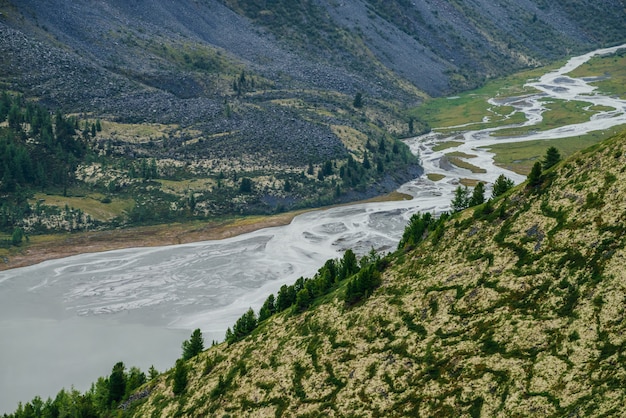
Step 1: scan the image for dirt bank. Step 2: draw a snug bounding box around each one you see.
[0,192,412,271]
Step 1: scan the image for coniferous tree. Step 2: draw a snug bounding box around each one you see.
[339,249,359,281]
[182,328,204,360]
[125,367,146,399]
[240,177,253,193]
[258,294,276,322]
[148,365,159,380]
[469,182,486,206]
[108,362,126,406]
[527,161,543,187]
[492,174,514,198]
[543,146,561,170]
[295,287,312,312]
[362,152,371,170]
[451,186,470,212]
[172,359,188,396]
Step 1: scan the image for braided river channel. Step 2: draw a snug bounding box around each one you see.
[1,44,626,411]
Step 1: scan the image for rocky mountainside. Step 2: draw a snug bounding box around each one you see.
[0,1,624,227]
[1,0,625,158]
[127,130,626,416]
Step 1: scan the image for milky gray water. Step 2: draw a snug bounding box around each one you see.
[1,44,625,412]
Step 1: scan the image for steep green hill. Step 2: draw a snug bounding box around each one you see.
[121,130,626,417]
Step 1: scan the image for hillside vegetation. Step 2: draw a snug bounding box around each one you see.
[110,129,626,417]
[5,133,626,415]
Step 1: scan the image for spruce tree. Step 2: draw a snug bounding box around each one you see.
[543,146,561,170]
[182,328,204,360]
[492,174,514,198]
[451,186,470,212]
[469,182,486,206]
[108,362,126,406]
[172,359,188,396]
[527,162,543,187]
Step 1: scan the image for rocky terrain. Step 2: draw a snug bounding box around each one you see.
[2,0,625,157]
[0,1,624,231]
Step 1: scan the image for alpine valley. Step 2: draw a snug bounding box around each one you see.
[2,1,626,417]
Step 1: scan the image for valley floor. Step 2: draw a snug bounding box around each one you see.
[0,192,411,271]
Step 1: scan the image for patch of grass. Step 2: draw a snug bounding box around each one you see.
[407,64,556,129]
[32,192,134,221]
[432,141,463,151]
[446,157,487,173]
[459,178,481,187]
[491,99,603,137]
[330,124,368,153]
[484,126,626,174]
[426,173,446,181]
[567,50,626,98]
[100,120,173,142]
[445,151,477,159]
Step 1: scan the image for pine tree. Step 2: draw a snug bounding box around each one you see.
[108,362,126,406]
[295,288,312,312]
[362,152,371,170]
[543,146,561,170]
[148,365,159,380]
[527,162,543,187]
[172,359,188,396]
[182,328,204,360]
[492,174,514,198]
[469,182,486,206]
[451,186,470,212]
[258,294,276,322]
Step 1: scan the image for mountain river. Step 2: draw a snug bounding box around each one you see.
[1,44,625,411]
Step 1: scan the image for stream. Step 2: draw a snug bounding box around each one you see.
[1,43,625,412]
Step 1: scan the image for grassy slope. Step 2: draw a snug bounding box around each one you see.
[129,130,626,417]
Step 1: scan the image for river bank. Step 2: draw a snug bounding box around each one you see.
[0,191,412,271]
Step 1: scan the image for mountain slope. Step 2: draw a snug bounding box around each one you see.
[129,131,626,417]
[0,1,624,226]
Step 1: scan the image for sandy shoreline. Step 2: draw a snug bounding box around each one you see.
[0,212,300,271]
[0,192,412,271]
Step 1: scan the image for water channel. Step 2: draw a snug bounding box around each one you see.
[1,44,625,412]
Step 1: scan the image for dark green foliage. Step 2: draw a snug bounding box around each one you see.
[451,185,470,212]
[492,174,514,198]
[296,287,313,311]
[258,294,276,322]
[172,359,188,396]
[527,162,543,188]
[543,146,561,170]
[344,264,382,305]
[239,177,253,193]
[353,92,363,108]
[11,227,24,246]
[362,152,371,169]
[468,182,485,207]
[108,361,126,406]
[226,308,257,344]
[182,328,204,360]
[149,365,159,380]
[398,212,433,250]
[125,367,147,399]
[339,249,359,281]
[276,283,297,311]
[0,94,87,195]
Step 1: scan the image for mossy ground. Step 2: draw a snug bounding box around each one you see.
[129,130,626,417]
